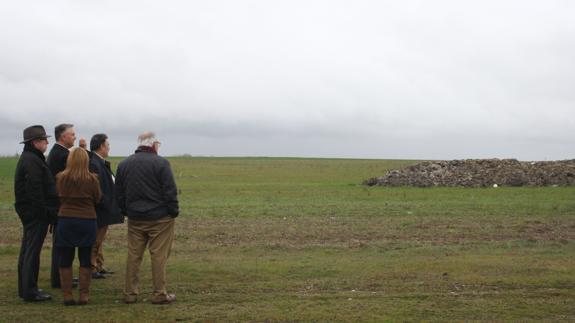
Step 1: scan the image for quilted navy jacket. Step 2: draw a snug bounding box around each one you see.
[115,148,179,220]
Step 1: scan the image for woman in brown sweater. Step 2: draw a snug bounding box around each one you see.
[55,148,101,305]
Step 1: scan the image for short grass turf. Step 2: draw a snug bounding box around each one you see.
[0,156,574,322]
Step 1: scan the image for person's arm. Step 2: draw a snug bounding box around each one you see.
[24,159,50,221]
[160,159,179,217]
[88,154,98,174]
[115,164,127,216]
[89,160,105,205]
[92,177,102,205]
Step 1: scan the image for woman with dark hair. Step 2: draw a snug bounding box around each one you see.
[55,148,101,305]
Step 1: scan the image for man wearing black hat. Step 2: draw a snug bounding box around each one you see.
[14,125,59,302]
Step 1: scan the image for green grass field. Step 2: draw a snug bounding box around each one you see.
[0,156,574,322]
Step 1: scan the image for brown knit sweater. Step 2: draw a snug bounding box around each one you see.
[56,174,102,219]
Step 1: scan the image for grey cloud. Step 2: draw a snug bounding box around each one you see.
[1,1,574,159]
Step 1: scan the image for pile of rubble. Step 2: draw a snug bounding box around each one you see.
[364,159,575,187]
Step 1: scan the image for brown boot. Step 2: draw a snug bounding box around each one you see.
[59,267,76,306]
[77,267,92,305]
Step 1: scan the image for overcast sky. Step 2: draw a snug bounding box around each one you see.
[1,1,574,160]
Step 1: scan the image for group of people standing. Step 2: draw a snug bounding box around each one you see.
[14,124,179,305]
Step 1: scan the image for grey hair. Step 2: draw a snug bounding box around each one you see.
[137,131,159,147]
[55,123,74,141]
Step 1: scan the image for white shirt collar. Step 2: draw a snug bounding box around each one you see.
[93,151,105,160]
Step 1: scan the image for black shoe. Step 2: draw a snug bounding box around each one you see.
[92,271,106,279]
[99,268,115,275]
[37,290,51,298]
[24,293,52,302]
[151,293,176,305]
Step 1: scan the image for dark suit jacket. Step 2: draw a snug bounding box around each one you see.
[89,152,124,227]
[47,143,69,177]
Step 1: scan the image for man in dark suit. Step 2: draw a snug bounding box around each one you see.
[47,124,75,177]
[88,134,124,279]
[14,125,59,302]
[46,123,85,288]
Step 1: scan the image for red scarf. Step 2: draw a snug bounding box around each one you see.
[135,146,157,155]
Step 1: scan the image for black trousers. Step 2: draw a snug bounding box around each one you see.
[50,224,61,288]
[17,218,49,299]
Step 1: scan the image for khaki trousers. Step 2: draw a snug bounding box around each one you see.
[91,225,108,273]
[124,217,175,301]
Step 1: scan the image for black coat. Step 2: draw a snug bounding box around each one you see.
[47,143,69,177]
[14,145,59,224]
[89,152,124,227]
[116,148,179,220]
[47,143,69,215]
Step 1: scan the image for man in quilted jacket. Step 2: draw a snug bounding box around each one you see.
[115,131,179,305]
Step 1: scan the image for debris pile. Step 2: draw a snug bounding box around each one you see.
[364,159,575,187]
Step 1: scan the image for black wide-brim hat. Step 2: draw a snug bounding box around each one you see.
[20,125,51,144]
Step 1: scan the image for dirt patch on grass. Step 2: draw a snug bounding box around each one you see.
[2,216,573,251]
[169,217,575,249]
